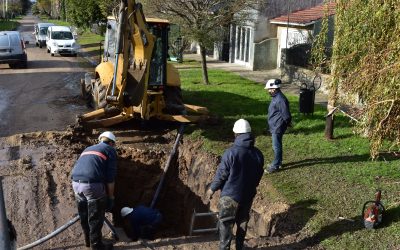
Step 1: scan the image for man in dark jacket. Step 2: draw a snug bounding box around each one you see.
[120,205,162,241]
[265,79,291,173]
[71,131,117,250]
[207,119,264,250]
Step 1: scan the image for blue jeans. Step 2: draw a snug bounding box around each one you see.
[271,133,283,169]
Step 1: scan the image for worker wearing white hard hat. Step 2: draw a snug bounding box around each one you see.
[265,78,292,174]
[120,205,162,241]
[206,119,264,250]
[71,131,118,249]
[98,131,116,145]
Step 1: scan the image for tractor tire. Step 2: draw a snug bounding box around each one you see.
[93,78,107,110]
[163,86,185,115]
[81,79,92,107]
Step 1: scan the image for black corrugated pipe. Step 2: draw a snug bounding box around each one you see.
[150,124,185,208]
[0,176,12,250]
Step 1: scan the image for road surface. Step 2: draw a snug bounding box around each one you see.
[0,14,90,137]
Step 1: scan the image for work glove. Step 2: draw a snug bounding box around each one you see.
[106,197,114,212]
[206,189,215,200]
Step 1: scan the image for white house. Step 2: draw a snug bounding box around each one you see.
[213,0,335,70]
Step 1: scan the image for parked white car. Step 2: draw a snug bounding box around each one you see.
[46,26,78,57]
[33,23,54,48]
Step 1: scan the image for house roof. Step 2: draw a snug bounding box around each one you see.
[270,2,336,27]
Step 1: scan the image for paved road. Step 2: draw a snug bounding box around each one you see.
[0,14,90,137]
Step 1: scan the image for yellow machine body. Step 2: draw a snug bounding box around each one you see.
[79,0,208,128]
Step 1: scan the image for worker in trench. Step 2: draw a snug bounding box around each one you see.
[71,131,117,250]
[207,119,264,250]
[120,205,162,241]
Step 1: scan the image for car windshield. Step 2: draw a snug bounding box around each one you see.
[52,31,73,40]
[39,28,48,35]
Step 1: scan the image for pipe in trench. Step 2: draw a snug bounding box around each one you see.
[150,124,185,209]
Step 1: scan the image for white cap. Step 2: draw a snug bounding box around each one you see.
[98,131,116,143]
[233,119,251,134]
[264,79,281,89]
[121,207,133,217]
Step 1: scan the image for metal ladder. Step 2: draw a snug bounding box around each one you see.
[189,209,219,236]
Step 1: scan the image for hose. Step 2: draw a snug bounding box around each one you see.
[17,215,80,250]
[17,215,119,250]
[150,124,185,208]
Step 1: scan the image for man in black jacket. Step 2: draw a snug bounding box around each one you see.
[71,131,117,250]
[207,119,264,250]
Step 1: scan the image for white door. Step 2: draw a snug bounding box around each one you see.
[234,26,252,66]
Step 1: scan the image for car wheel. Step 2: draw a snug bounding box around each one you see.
[20,61,27,69]
[35,42,38,47]
[51,53,54,57]
[8,63,16,69]
[39,44,42,48]
[47,48,50,53]
[73,53,77,57]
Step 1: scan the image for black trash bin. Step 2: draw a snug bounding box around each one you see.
[299,87,315,114]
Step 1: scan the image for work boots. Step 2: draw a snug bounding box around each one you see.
[91,241,113,250]
[84,234,90,248]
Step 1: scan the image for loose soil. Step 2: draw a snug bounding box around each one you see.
[0,124,320,250]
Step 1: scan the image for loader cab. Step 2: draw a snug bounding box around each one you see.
[147,20,169,89]
[103,18,169,89]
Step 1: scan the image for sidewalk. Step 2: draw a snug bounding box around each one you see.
[182,53,328,106]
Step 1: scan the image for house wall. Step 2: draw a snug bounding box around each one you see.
[242,0,325,70]
[312,15,335,49]
[253,38,278,70]
[276,26,313,67]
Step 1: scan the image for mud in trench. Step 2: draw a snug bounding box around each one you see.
[0,129,282,249]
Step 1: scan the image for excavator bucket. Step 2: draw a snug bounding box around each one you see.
[124,59,147,106]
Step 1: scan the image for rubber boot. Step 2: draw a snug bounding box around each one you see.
[91,241,113,250]
[84,234,90,248]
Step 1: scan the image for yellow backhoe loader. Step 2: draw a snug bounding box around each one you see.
[79,0,209,128]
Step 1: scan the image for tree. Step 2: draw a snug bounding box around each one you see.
[144,0,261,85]
[37,0,52,16]
[330,0,400,158]
[65,0,106,28]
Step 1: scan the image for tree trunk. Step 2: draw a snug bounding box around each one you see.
[325,114,334,140]
[200,45,210,85]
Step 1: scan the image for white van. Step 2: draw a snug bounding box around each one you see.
[46,26,78,57]
[33,23,54,48]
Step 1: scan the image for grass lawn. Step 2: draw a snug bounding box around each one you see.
[178,62,400,249]
[0,20,20,31]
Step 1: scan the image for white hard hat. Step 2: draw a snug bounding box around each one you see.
[264,79,282,89]
[233,119,251,134]
[98,131,116,143]
[121,207,133,217]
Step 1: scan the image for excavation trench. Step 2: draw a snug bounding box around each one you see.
[0,130,280,249]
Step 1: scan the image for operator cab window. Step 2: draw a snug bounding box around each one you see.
[148,23,168,87]
[104,20,117,63]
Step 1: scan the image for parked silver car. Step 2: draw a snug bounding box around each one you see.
[34,23,54,48]
[0,31,28,69]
